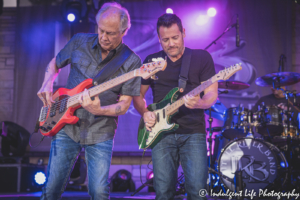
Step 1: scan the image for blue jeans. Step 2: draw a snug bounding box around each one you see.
[41,130,113,200]
[152,132,207,200]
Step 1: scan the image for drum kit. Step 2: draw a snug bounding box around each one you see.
[207,71,300,196]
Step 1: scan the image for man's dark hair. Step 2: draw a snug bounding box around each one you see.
[157,14,183,35]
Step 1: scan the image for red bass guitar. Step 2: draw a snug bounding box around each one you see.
[38,58,167,136]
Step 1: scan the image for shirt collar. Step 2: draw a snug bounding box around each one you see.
[92,35,124,53]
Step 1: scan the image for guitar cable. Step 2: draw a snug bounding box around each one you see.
[29,119,45,148]
[140,149,154,187]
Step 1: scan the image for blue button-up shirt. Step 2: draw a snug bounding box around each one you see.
[56,33,141,145]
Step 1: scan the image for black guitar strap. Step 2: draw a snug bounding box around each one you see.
[178,48,192,92]
[93,44,133,86]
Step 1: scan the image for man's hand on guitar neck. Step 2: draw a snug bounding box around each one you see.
[183,94,202,109]
[78,89,132,117]
[183,82,218,109]
[143,111,156,131]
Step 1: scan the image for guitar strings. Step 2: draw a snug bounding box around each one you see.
[44,70,136,112]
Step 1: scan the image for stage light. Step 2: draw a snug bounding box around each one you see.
[280,161,288,168]
[110,169,135,192]
[196,15,209,26]
[207,8,217,17]
[211,174,215,180]
[147,171,154,180]
[166,8,173,14]
[34,172,46,185]
[1,121,30,157]
[61,0,87,23]
[67,13,76,22]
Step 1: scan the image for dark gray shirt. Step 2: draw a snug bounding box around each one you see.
[56,33,141,145]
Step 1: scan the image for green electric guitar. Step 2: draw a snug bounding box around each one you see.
[137,64,242,149]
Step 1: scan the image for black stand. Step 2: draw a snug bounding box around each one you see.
[234,170,244,200]
[207,108,213,195]
[131,178,153,196]
[204,19,237,194]
[204,23,237,50]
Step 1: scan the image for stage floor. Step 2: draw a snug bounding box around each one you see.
[0,192,174,200]
[0,191,279,200]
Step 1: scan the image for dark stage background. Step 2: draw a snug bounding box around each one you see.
[10,0,297,152]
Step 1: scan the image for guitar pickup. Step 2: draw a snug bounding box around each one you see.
[40,126,47,131]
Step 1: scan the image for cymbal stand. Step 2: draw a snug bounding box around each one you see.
[207,107,213,195]
[275,86,294,191]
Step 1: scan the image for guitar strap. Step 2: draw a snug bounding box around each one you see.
[178,48,192,93]
[93,44,133,86]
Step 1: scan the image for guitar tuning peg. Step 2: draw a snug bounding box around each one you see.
[151,75,158,80]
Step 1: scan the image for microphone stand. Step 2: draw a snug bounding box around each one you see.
[204,18,238,195]
[204,23,237,50]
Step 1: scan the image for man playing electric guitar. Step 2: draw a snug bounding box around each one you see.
[133,14,218,200]
[37,3,141,200]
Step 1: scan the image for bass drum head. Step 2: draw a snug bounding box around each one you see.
[217,138,287,193]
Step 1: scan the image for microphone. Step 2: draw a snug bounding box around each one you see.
[236,15,240,47]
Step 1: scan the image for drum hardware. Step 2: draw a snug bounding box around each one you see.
[234,170,244,200]
[217,137,288,194]
[206,127,223,132]
[222,105,251,140]
[218,80,250,90]
[204,100,227,121]
[207,107,214,195]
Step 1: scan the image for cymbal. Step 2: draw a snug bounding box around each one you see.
[205,100,226,121]
[218,80,250,90]
[255,72,300,87]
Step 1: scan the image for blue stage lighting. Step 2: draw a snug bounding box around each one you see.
[62,0,87,23]
[67,13,75,22]
[34,172,46,185]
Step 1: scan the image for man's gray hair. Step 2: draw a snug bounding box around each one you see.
[95,2,131,35]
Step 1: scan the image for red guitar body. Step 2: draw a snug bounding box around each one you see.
[39,78,93,136]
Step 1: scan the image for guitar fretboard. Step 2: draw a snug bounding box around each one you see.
[67,70,136,108]
[165,79,213,115]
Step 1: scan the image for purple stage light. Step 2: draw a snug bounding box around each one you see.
[207,8,217,17]
[147,171,154,180]
[196,15,209,26]
[166,8,173,14]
